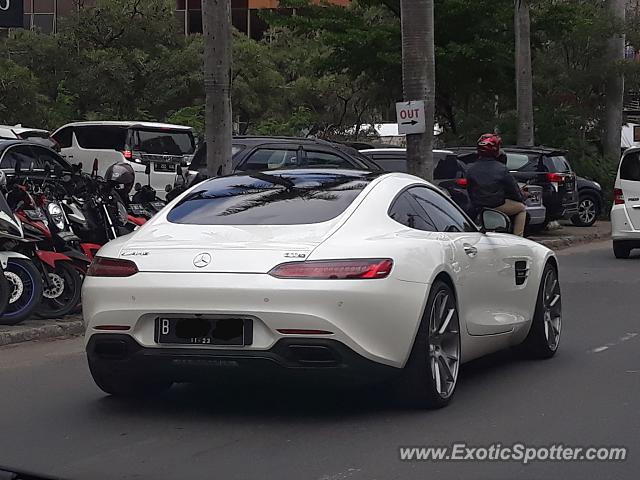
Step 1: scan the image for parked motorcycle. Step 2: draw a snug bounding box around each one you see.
[0,171,44,325]
[7,165,83,318]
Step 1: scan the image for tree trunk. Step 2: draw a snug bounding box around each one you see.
[604,0,626,163]
[202,0,233,177]
[400,0,435,181]
[515,0,534,146]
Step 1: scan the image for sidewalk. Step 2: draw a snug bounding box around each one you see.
[0,222,613,349]
[529,220,611,251]
[0,314,84,347]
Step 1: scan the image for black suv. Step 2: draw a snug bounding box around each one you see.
[189,136,381,175]
[449,146,579,226]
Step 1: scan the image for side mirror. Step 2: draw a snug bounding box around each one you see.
[480,209,511,233]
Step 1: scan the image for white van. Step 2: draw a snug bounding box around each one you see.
[51,121,196,199]
[611,146,640,258]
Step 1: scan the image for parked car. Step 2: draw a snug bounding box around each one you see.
[612,147,640,258]
[0,125,58,151]
[449,146,578,230]
[360,148,547,229]
[51,121,196,199]
[571,177,604,227]
[170,136,383,198]
[0,140,72,175]
[84,169,562,408]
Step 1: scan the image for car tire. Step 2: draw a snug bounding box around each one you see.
[394,280,461,409]
[518,263,562,359]
[88,358,172,397]
[571,191,600,227]
[613,241,631,259]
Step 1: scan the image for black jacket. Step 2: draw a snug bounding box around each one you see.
[466,157,523,208]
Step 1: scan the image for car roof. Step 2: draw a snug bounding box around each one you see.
[449,145,567,156]
[360,148,454,154]
[233,136,345,147]
[0,125,49,135]
[55,121,193,131]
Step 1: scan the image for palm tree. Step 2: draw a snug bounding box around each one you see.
[604,0,626,163]
[400,0,435,181]
[202,0,233,177]
[515,0,534,146]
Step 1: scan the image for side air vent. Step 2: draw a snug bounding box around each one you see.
[515,261,529,286]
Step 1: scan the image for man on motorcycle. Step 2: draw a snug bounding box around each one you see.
[466,134,527,236]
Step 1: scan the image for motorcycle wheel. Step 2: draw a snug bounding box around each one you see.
[0,258,44,325]
[36,262,83,319]
[0,267,9,316]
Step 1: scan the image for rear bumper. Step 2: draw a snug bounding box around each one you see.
[611,204,640,240]
[525,205,547,225]
[87,334,400,385]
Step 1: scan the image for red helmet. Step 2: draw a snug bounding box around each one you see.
[477,133,503,157]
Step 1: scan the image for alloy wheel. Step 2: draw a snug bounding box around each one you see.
[578,198,597,225]
[542,269,562,351]
[428,290,460,399]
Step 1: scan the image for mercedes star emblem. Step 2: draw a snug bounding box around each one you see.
[193,253,212,268]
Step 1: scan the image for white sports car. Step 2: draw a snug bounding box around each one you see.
[83,169,562,408]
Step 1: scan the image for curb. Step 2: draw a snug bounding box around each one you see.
[0,317,85,348]
[535,231,611,251]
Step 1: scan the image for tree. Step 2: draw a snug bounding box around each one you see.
[400,0,435,180]
[202,0,233,176]
[515,0,534,146]
[604,0,626,163]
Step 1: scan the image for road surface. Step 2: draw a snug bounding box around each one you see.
[0,241,638,480]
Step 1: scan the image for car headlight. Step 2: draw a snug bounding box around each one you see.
[47,202,66,231]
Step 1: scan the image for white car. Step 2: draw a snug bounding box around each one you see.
[612,147,640,258]
[83,169,562,408]
[51,121,196,199]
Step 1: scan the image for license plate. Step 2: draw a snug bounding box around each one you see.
[154,163,176,172]
[155,317,250,345]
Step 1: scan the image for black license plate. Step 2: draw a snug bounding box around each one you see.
[154,162,176,172]
[156,317,251,345]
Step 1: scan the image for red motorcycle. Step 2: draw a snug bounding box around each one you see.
[8,182,83,318]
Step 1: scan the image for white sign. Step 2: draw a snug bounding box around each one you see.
[395,100,426,135]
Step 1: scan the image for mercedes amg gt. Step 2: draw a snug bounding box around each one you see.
[83,169,562,408]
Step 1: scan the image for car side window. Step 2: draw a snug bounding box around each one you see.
[31,146,69,171]
[388,192,437,232]
[370,155,407,173]
[304,150,353,168]
[74,126,127,150]
[620,152,640,181]
[408,186,475,233]
[52,127,72,148]
[238,148,299,171]
[0,146,36,170]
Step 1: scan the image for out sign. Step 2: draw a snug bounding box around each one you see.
[396,100,426,135]
[0,0,24,28]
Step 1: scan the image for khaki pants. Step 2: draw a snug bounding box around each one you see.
[495,199,526,236]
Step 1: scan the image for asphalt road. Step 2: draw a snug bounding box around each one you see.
[0,240,638,480]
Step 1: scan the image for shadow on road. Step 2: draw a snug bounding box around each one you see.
[91,348,536,421]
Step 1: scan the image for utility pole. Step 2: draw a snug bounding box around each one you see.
[202,0,233,177]
[400,0,435,181]
[515,0,534,146]
[604,0,626,163]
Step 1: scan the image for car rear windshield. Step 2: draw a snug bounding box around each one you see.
[167,171,377,225]
[620,152,640,181]
[131,129,195,155]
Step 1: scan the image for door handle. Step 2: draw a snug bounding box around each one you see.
[463,244,478,258]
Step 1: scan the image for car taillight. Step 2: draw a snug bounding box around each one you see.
[455,178,468,187]
[546,173,567,184]
[121,150,133,160]
[87,257,138,277]
[614,188,625,205]
[269,259,393,280]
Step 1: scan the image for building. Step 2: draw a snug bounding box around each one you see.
[20,0,350,38]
